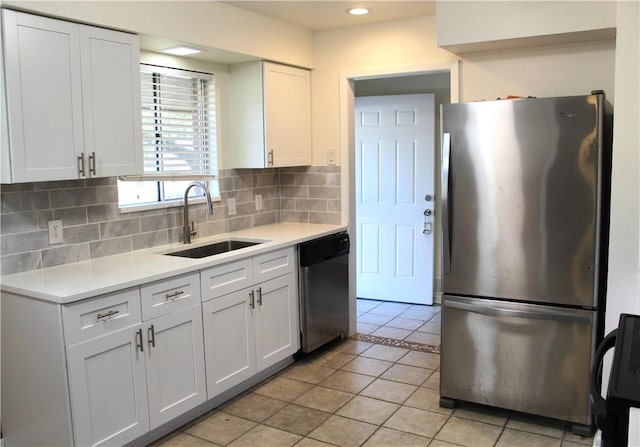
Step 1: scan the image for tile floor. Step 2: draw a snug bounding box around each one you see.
[154,299,594,447]
[355,299,442,348]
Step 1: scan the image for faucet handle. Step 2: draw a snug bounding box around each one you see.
[190,221,197,237]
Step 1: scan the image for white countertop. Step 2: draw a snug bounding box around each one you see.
[0,223,347,304]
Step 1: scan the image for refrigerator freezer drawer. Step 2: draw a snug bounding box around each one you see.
[441,295,597,426]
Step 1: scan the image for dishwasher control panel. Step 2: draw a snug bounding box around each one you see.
[299,232,350,267]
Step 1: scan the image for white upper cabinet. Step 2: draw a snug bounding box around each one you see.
[263,62,312,167]
[1,10,142,183]
[226,61,311,168]
[79,25,142,178]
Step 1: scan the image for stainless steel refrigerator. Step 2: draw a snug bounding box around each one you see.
[439,92,613,435]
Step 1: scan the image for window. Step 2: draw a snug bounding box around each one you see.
[118,64,219,210]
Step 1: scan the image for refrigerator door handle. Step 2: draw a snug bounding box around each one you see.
[441,132,452,274]
[445,299,593,324]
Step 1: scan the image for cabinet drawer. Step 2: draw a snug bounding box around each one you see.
[253,247,295,283]
[201,259,253,301]
[141,273,201,321]
[63,288,142,346]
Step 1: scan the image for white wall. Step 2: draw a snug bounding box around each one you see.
[312,14,456,167]
[458,39,615,102]
[313,10,616,164]
[433,0,617,101]
[606,0,640,325]
[604,0,640,444]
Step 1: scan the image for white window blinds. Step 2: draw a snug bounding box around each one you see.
[139,64,217,179]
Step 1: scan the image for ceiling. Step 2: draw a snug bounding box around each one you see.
[222,1,436,31]
[140,1,436,64]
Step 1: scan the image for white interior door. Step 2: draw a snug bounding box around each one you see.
[355,94,435,305]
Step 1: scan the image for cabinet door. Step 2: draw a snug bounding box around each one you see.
[2,10,84,182]
[67,324,149,447]
[254,273,300,371]
[227,61,265,169]
[263,62,311,167]
[80,25,142,177]
[145,304,207,429]
[202,288,256,398]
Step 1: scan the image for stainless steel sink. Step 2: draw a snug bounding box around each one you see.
[165,240,263,258]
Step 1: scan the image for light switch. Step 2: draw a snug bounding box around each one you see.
[327,148,337,165]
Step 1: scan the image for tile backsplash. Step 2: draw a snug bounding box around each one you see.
[0,166,341,275]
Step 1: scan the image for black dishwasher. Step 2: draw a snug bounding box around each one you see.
[298,232,350,353]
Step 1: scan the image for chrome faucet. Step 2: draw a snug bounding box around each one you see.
[183,181,214,244]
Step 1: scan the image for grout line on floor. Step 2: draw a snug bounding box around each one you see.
[154,299,593,447]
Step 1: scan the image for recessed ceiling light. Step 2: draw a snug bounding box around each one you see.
[159,45,203,56]
[347,7,371,16]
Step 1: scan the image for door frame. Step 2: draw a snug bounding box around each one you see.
[338,61,460,335]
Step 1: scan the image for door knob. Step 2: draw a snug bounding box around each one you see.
[423,209,433,234]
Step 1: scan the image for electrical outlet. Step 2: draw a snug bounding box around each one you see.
[48,220,63,244]
[228,197,237,215]
[255,194,263,211]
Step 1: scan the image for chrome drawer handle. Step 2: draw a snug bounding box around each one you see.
[136,328,144,352]
[77,153,86,177]
[96,309,119,322]
[89,151,97,176]
[148,324,156,348]
[165,290,185,301]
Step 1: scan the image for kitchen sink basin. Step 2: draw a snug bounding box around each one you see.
[165,240,263,258]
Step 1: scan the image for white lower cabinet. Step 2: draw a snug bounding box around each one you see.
[67,304,206,446]
[254,274,299,371]
[202,288,256,396]
[145,304,206,428]
[201,247,299,398]
[64,273,206,446]
[1,246,300,447]
[67,324,150,447]
[202,273,298,397]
